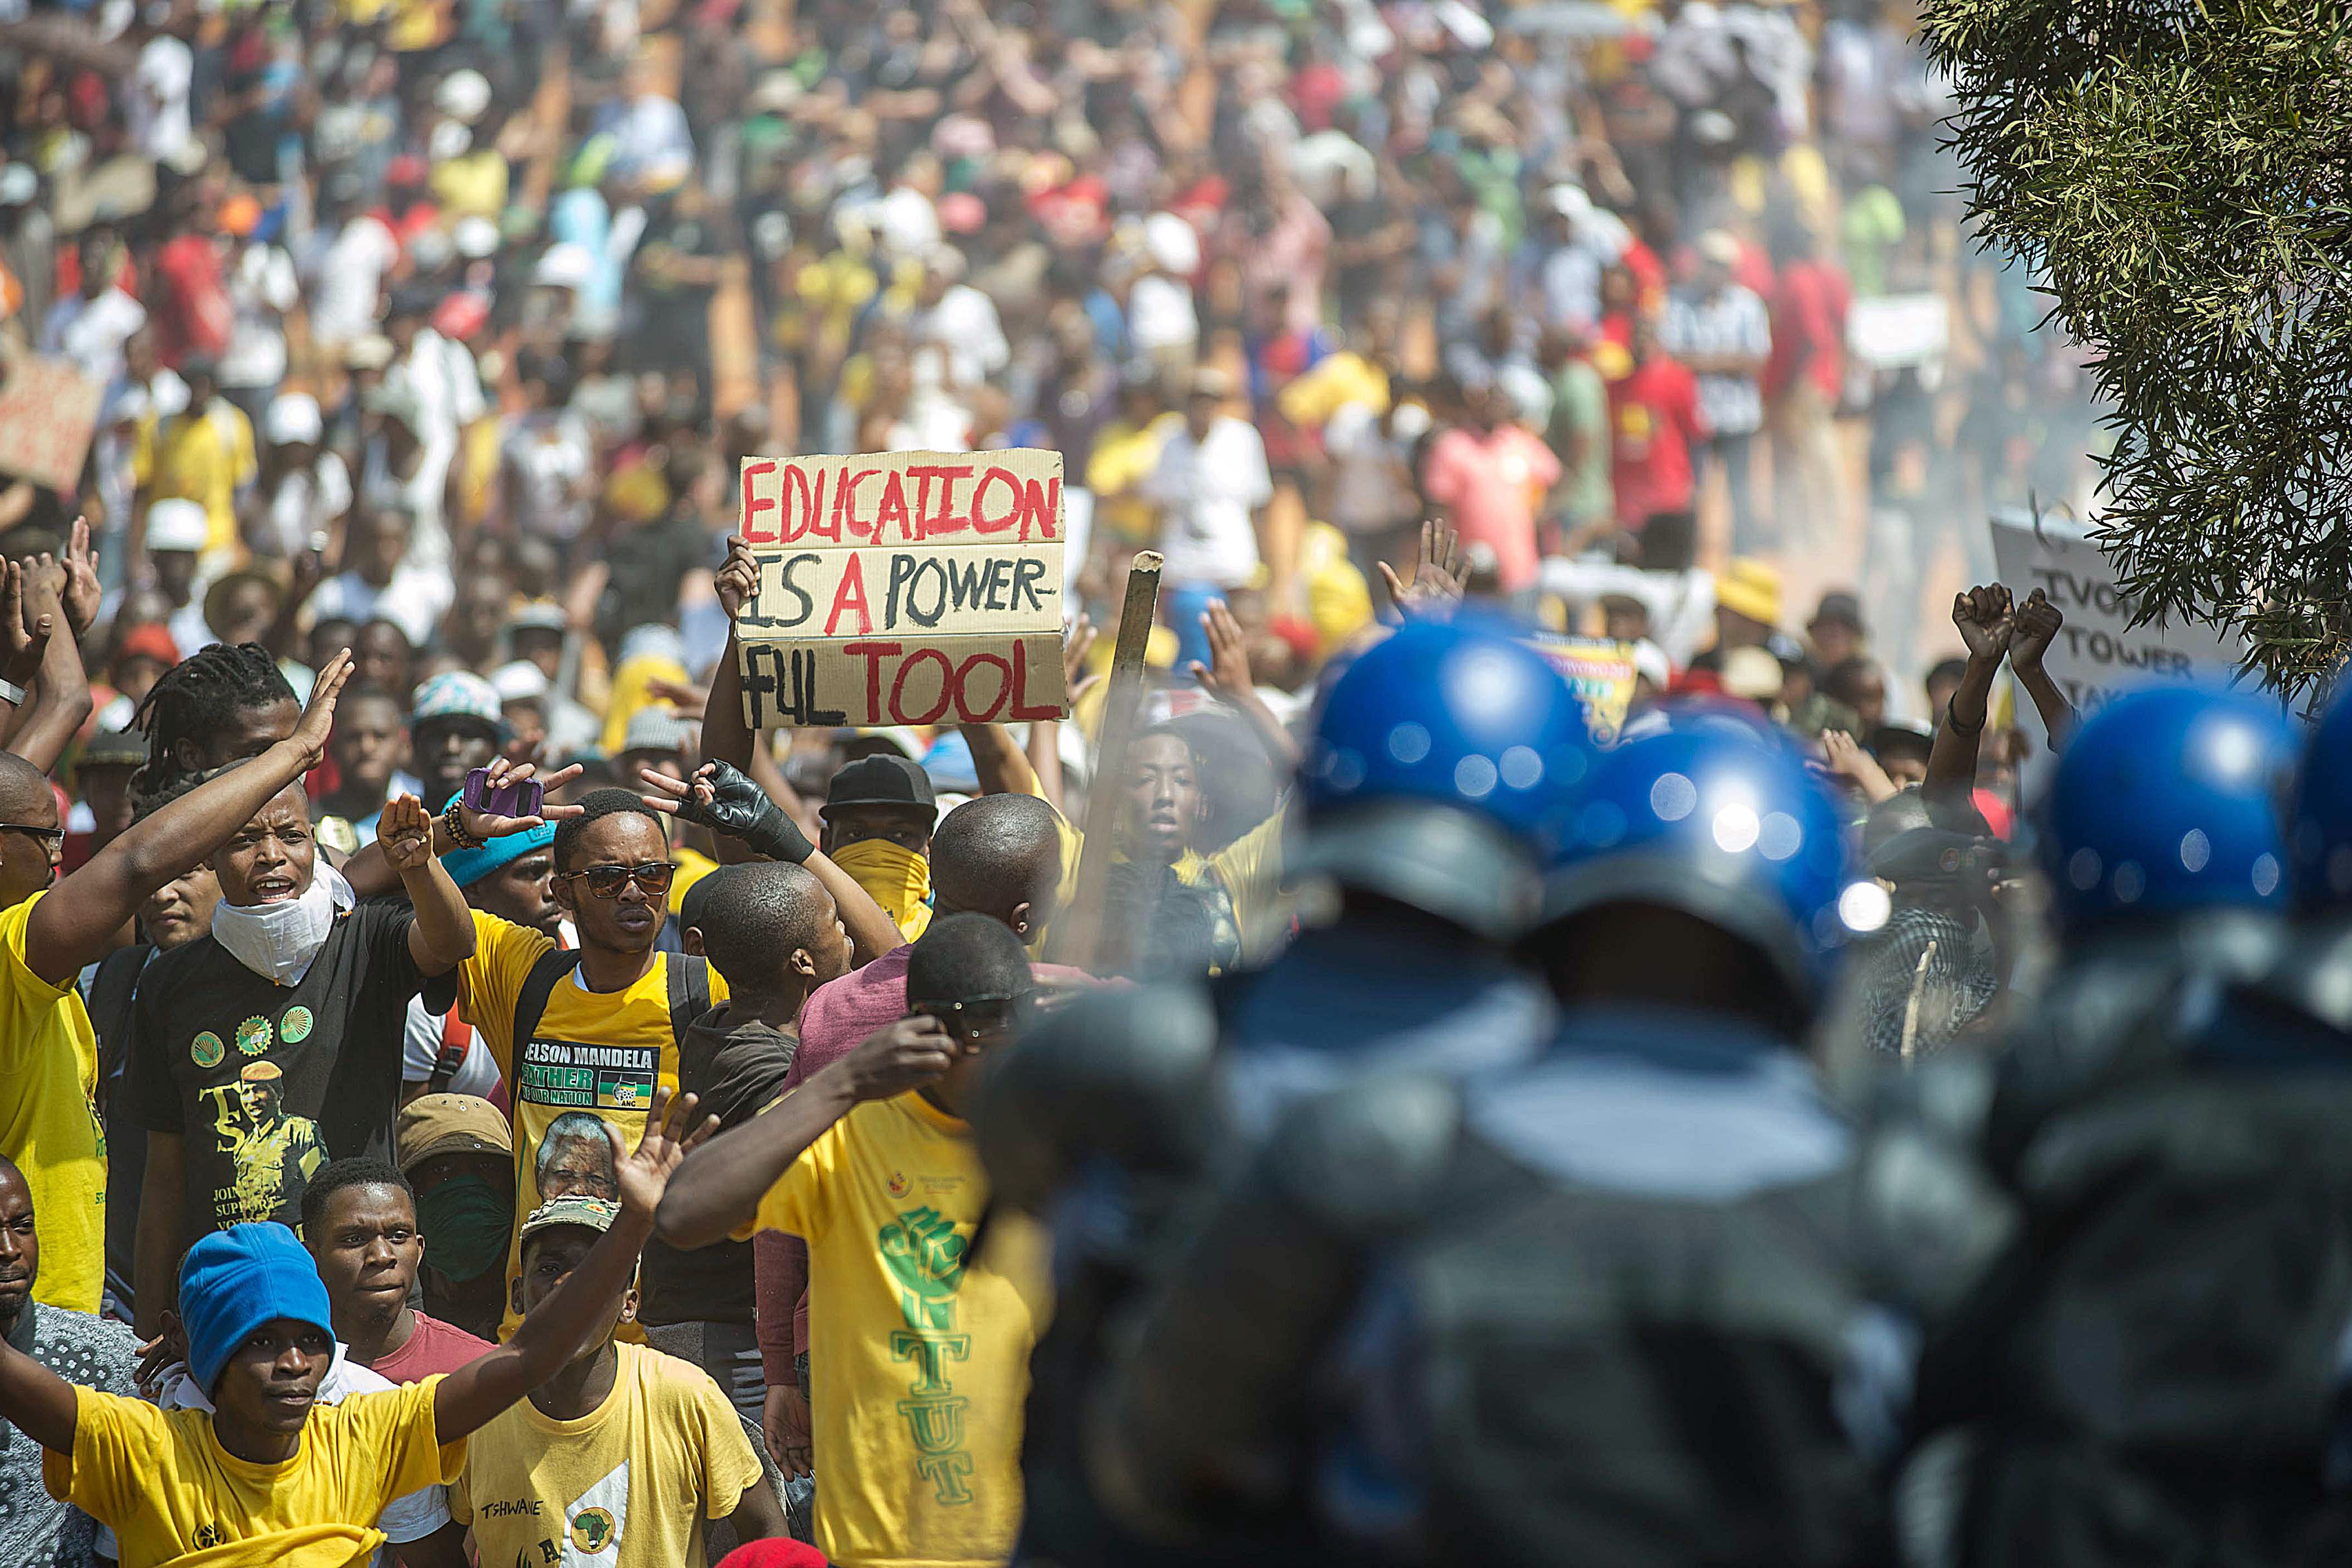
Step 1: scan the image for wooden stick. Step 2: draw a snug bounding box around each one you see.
[1052,551,1162,972]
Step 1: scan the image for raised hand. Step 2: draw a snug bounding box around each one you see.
[61,517,100,638]
[1820,729,1898,804]
[1,560,47,685]
[1186,598,1256,701]
[457,757,587,841]
[1951,583,2015,665]
[614,1084,721,1221]
[1378,519,1466,619]
[716,534,759,619]
[377,793,435,873]
[288,649,357,769]
[1061,611,1097,692]
[640,759,812,863]
[2010,587,2063,675]
[842,1015,957,1103]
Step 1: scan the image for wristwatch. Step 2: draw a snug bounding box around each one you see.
[0,678,25,706]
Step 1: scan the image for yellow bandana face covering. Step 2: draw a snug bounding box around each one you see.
[831,837,933,940]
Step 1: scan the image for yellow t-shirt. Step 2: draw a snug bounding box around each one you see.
[134,405,257,558]
[43,1376,462,1568]
[0,892,105,1312]
[1083,414,1178,543]
[450,1341,763,1568]
[451,911,731,1336]
[1040,801,1287,969]
[429,149,509,221]
[1276,349,1391,431]
[747,1093,1050,1568]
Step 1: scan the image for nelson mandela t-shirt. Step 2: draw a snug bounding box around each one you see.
[129,902,424,1237]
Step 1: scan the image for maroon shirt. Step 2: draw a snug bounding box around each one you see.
[371,1309,495,1385]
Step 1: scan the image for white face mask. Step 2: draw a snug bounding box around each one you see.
[211,862,356,987]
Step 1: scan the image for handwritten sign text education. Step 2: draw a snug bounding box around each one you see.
[735,449,1069,727]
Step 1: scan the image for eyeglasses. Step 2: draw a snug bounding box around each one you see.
[0,822,65,848]
[566,862,676,898]
[911,994,1025,1042]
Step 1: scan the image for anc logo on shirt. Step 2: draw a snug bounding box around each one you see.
[235,1016,273,1056]
[281,1006,314,1044]
[191,1031,225,1068]
[569,1507,617,1553]
[886,1171,911,1198]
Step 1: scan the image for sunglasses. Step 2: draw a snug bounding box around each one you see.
[566,862,676,898]
[911,994,1025,1043]
[0,822,65,848]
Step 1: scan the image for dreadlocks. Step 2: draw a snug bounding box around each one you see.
[130,642,298,795]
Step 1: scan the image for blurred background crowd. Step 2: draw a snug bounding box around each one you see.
[0,0,2103,820]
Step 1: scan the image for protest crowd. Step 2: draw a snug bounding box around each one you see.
[0,0,2333,1565]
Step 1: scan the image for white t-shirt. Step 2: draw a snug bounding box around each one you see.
[1323,401,1416,535]
[499,412,595,540]
[1143,417,1272,589]
[221,244,301,390]
[102,1343,448,1565]
[915,283,1009,389]
[306,567,453,648]
[39,288,147,387]
[129,35,194,165]
[1127,272,1198,354]
[403,994,503,1099]
[265,454,355,557]
[310,215,400,348]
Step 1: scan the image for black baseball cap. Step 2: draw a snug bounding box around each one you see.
[822,754,937,818]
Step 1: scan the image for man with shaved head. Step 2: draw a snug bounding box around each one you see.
[640,860,853,1421]
[0,656,353,1313]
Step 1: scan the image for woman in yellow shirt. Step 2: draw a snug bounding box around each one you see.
[0,1089,712,1568]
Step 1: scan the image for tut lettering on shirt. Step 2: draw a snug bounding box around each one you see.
[883,1205,978,1506]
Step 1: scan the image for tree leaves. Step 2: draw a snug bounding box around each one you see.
[1923,0,2352,692]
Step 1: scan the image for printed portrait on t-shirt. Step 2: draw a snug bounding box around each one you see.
[534,1110,619,1203]
[205,1059,327,1227]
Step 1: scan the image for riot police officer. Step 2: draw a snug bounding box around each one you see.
[1072,712,2008,1567]
[976,615,1592,1565]
[1904,684,2352,1568]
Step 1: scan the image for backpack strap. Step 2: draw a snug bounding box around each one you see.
[667,952,712,1048]
[426,1008,472,1095]
[508,947,587,1124]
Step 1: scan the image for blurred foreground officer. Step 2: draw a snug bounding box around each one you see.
[978,617,1590,1565]
[1068,714,2008,1567]
[1905,685,2349,1567]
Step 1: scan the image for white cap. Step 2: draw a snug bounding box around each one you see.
[532,242,594,291]
[1143,211,1198,275]
[490,659,551,702]
[265,393,323,446]
[436,69,492,125]
[145,498,210,553]
[0,164,35,206]
[453,215,500,259]
[428,119,472,164]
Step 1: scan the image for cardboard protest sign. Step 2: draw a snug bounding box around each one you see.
[0,354,103,492]
[734,448,1068,727]
[1528,634,1640,744]
[1988,507,2247,765]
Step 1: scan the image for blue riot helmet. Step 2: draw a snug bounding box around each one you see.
[1296,617,1590,939]
[1532,709,1856,1016]
[2037,685,2296,934]
[2290,684,2352,915]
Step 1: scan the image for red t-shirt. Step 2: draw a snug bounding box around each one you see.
[371,1310,496,1385]
[1609,353,1707,527]
[1763,258,1851,403]
[149,234,231,366]
[1420,425,1561,594]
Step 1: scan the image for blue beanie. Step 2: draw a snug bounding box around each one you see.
[439,788,557,890]
[179,1224,335,1396]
